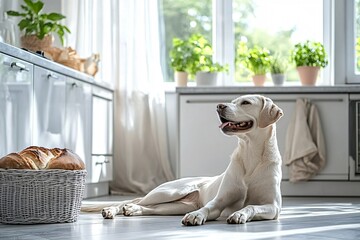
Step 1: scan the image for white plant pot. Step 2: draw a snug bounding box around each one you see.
[271,73,286,86]
[195,72,218,86]
[174,71,188,87]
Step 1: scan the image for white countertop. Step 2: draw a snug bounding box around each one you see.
[0,42,113,91]
[175,85,360,94]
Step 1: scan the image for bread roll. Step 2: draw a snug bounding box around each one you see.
[46,148,85,170]
[0,152,38,169]
[0,146,85,170]
[19,146,54,169]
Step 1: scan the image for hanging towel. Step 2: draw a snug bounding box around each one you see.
[284,99,326,182]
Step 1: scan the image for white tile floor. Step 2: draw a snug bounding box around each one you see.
[1,196,360,240]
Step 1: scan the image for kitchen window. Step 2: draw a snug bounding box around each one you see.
[160,0,331,85]
[347,0,360,83]
[160,0,213,82]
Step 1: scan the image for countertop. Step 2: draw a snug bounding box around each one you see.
[0,42,113,91]
[175,85,360,94]
[4,39,360,94]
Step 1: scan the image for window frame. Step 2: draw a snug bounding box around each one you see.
[213,0,234,86]
[212,0,333,86]
[346,0,359,83]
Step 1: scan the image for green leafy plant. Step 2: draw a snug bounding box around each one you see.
[169,37,194,72]
[7,0,70,45]
[236,41,271,75]
[290,40,328,68]
[186,34,228,75]
[356,37,360,71]
[270,55,288,74]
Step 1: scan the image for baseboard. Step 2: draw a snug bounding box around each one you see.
[281,181,360,196]
[84,182,110,199]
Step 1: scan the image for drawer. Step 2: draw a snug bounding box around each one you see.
[90,155,113,183]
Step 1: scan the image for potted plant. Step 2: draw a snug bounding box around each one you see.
[194,58,229,86]
[290,40,328,86]
[186,34,228,86]
[270,55,288,86]
[236,41,271,86]
[169,37,193,87]
[7,0,70,51]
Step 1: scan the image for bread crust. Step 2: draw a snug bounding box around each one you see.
[0,152,38,169]
[46,149,85,170]
[0,146,85,170]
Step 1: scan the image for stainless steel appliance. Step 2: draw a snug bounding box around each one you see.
[349,94,360,180]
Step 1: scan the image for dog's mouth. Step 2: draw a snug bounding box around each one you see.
[218,116,253,132]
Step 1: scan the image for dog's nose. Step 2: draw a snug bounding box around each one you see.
[217,104,227,110]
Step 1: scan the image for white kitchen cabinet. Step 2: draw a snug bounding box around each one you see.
[266,94,349,181]
[64,78,92,181]
[91,155,113,183]
[179,94,349,181]
[0,44,114,198]
[0,53,33,156]
[179,95,238,177]
[33,66,66,148]
[90,86,114,183]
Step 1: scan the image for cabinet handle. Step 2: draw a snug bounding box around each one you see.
[10,62,29,72]
[186,98,344,104]
[186,99,234,104]
[95,159,110,165]
[47,73,59,79]
[274,98,344,102]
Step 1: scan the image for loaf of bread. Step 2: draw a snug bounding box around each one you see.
[0,146,85,170]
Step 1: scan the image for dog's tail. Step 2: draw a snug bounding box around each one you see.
[80,202,121,212]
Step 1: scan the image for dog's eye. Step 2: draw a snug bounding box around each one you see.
[241,101,251,105]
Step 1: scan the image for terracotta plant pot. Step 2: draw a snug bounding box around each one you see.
[20,34,54,52]
[174,71,188,87]
[296,66,320,86]
[195,72,218,86]
[252,74,266,86]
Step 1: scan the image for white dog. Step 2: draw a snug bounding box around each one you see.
[82,94,283,226]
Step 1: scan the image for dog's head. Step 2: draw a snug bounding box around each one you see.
[217,95,283,136]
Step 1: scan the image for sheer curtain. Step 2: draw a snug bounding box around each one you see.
[63,0,174,194]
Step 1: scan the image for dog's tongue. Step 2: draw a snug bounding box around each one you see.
[219,122,231,129]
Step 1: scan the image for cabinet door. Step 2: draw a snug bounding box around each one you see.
[179,95,239,177]
[91,156,113,182]
[33,66,66,148]
[0,53,33,156]
[64,78,92,179]
[90,86,113,183]
[266,94,349,180]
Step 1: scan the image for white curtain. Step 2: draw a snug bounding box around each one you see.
[63,0,174,194]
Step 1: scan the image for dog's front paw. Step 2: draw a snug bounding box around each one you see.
[227,211,248,224]
[181,211,207,226]
[123,203,143,216]
[102,207,117,219]
[227,206,254,224]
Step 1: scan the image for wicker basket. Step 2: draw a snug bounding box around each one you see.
[0,169,86,224]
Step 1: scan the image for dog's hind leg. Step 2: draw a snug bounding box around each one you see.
[123,191,200,216]
[123,201,198,216]
[101,198,142,219]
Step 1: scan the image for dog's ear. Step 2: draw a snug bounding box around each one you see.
[258,97,283,128]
